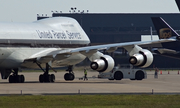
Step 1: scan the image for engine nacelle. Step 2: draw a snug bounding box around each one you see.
[90,55,114,72]
[129,49,153,68]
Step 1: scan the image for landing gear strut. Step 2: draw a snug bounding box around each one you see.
[9,69,25,83]
[36,63,55,83]
[64,65,75,81]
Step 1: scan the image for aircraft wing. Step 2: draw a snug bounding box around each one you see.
[71,39,175,54]
[23,38,175,65]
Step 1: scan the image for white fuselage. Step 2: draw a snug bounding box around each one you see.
[0,17,90,69]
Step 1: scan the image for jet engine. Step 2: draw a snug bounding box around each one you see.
[129,49,153,68]
[90,55,114,73]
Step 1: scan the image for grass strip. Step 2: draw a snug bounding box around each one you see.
[0,95,179,108]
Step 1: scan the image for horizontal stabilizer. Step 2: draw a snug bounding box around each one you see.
[152,48,177,54]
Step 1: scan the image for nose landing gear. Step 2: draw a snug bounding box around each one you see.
[64,65,75,81]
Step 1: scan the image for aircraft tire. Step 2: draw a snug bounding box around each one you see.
[17,75,25,83]
[9,75,25,83]
[39,74,44,83]
[39,74,55,83]
[69,73,75,81]
[9,75,14,83]
[16,75,21,83]
[20,75,25,83]
[50,74,55,82]
[64,73,70,81]
[64,73,75,81]
[46,75,51,82]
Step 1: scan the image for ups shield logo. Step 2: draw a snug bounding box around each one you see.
[159,28,172,39]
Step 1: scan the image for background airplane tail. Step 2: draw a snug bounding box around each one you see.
[175,0,180,11]
[151,17,180,39]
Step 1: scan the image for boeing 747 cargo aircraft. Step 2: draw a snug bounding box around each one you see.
[0,17,174,83]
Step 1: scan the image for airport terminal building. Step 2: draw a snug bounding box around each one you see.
[38,13,180,68]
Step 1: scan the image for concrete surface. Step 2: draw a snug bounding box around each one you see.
[0,70,180,95]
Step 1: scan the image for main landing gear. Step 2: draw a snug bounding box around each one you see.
[9,69,25,83]
[37,64,75,82]
[64,65,75,81]
[36,63,56,83]
[8,64,75,83]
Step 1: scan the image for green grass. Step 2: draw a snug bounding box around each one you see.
[0,95,180,108]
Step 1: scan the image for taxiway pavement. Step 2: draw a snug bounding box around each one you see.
[0,70,180,95]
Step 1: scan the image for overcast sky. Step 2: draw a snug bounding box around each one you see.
[0,0,179,22]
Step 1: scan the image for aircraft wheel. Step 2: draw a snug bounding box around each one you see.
[39,74,44,83]
[69,73,75,81]
[17,75,25,83]
[9,75,14,83]
[46,74,51,82]
[64,73,70,81]
[50,74,55,82]
[9,75,25,83]
[16,75,21,83]
[20,75,25,83]
[39,74,55,83]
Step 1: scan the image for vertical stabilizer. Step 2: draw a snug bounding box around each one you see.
[151,17,179,39]
[175,0,180,11]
